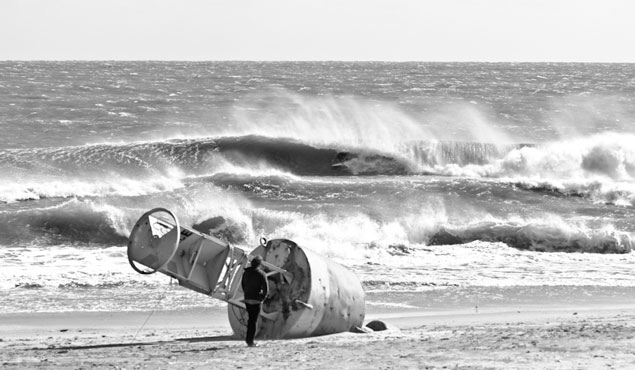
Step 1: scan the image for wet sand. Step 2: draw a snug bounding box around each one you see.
[2,303,635,369]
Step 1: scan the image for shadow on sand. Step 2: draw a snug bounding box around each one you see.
[36,335,238,351]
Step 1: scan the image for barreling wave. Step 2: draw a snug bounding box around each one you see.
[8,134,512,204]
[0,134,533,180]
[0,135,416,204]
[4,132,635,205]
[0,135,345,177]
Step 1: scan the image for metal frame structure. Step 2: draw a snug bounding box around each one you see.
[127,208,288,310]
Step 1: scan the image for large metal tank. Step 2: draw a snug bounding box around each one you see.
[228,238,365,339]
[127,208,366,339]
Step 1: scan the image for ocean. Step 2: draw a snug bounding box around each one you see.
[2,61,635,314]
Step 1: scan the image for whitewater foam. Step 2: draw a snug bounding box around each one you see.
[0,176,185,203]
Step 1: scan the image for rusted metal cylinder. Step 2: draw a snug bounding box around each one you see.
[228,239,365,339]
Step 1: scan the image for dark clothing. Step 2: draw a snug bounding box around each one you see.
[241,266,269,302]
[241,265,268,345]
[245,302,261,346]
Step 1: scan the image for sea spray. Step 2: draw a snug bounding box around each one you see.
[229,90,432,152]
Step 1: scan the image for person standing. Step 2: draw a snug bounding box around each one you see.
[241,255,269,347]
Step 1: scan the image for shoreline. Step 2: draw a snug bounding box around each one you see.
[4,301,635,330]
[2,302,635,369]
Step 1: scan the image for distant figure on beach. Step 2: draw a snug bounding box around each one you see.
[241,255,269,347]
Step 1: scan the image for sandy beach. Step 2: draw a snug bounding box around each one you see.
[2,302,635,370]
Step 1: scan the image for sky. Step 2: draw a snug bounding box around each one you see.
[1,0,635,62]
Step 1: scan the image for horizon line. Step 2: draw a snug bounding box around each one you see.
[2,59,634,64]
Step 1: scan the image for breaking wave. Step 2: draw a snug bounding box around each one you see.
[0,135,521,203]
[0,189,255,247]
[0,135,412,203]
[247,209,633,256]
[0,200,131,246]
[431,132,635,179]
[4,132,635,204]
[512,180,635,206]
[428,221,632,254]
[2,191,631,255]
